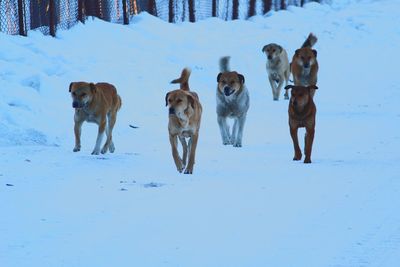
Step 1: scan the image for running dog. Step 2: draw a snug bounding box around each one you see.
[262,43,290,100]
[216,56,250,147]
[165,68,202,174]
[291,33,319,97]
[69,82,122,155]
[285,84,318,163]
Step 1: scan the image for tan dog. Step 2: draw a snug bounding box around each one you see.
[69,82,121,155]
[285,85,318,163]
[165,68,202,174]
[291,33,319,97]
[262,43,290,100]
[216,57,249,147]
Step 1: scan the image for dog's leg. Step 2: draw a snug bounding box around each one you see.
[179,136,188,167]
[284,70,290,100]
[92,118,106,155]
[102,112,117,154]
[231,119,238,145]
[269,76,278,101]
[304,127,315,163]
[73,119,84,152]
[290,126,302,160]
[233,115,246,147]
[170,134,184,173]
[185,133,199,174]
[276,75,285,101]
[218,115,231,145]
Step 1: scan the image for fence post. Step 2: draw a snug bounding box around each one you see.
[188,0,195,22]
[212,0,217,17]
[168,0,174,23]
[17,0,26,36]
[49,0,56,37]
[78,0,84,23]
[248,0,256,18]
[301,0,305,7]
[263,0,272,14]
[122,0,129,24]
[280,0,286,10]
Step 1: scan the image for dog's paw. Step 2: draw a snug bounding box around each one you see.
[109,143,115,153]
[101,146,108,154]
[284,95,289,100]
[304,158,312,164]
[293,153,302,161]
[223,139,232,145]
[73,147,80,152]
[233,142,242,148]
[184,167,193,174]
[273,97,279,101]
[91,149,100,155]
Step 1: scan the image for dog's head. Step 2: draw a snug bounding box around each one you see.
[285,85,318,109]
[69,82,96,109]
[293,47,317,69]
[262,43,283,61]
[165,89,196,119]
[216,71,245,97]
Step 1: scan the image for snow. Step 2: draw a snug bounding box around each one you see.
[1,0,400,266]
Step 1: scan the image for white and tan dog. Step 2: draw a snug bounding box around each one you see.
[262,43,290,100]
[69,82,121,155]
[216,56,250,147]
[165,68,202,174]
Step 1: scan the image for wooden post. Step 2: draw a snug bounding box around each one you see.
[301,0,305,7]
[17,0,26,36]
[280,0,286,10]
[212,0,217,17]
[122,0,129,24]
[188,0,195,22]
[49,0,56,37]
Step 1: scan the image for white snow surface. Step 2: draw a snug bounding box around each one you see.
[1,1,400,266]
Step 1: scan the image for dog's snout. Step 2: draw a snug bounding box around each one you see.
[304,62,310,68]
[72,101,79,108]
[169,107,175,115]
[267,55,272,60]
[224,86,233,96]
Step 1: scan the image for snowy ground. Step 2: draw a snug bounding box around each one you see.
[1,0,400,266]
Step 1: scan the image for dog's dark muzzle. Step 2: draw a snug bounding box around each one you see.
[72,101,84,108]
[169,107,175,115]
[224,87,234,96]
[268,55,272,60]
[303,63,310,68]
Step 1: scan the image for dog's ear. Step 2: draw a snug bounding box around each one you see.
[217,72,222,82]
[295,49,300,56]
[90,83,96,93]
[165,92,170,106]
[238,74,245,84]
[308,85,318,90]
[285,85,294,90]
[278,45,283,53]
[312,49,317,58]
[262,45,267,53]
[69,82,74,92]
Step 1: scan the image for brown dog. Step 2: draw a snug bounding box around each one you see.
[285,84,318,163]
[165,68,202,174]
[291,33,319,97]
[69,82,121,155]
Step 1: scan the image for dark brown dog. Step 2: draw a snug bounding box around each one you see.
[291,33,319,97]
[285,84,318,163]
[69,82,121,155]
[165,68,202,174]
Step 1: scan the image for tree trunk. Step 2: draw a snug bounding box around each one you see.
[188,0,195,22]
[169,0,174,23]
[248,0,256,18]
[263,0,272,14]
[212,0,217,17]
[232,0,239,20]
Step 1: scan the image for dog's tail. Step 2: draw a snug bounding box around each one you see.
[219,56,231,72]
[170,68,191,91]
[117,95,122,111]
[301,33,318,48]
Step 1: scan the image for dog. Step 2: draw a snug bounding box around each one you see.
[291,33,319,97]
[69,82,121,155]
[285,84,318,163]
[262,43,290,100]
[165,68,202,174]
[216,56,250,147]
